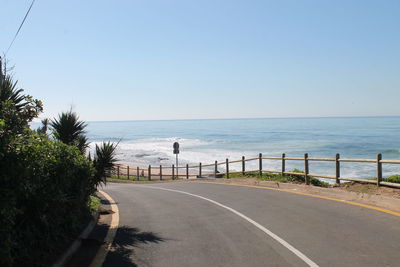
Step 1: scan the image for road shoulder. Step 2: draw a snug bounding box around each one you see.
[190,178,400,214]
[66,193,115,267]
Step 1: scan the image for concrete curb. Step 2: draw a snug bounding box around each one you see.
[52,212,99,267]
[89,190,120,267]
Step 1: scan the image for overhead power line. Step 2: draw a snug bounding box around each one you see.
[5,0,36,55]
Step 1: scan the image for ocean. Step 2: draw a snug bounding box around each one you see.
[86,116,400,179]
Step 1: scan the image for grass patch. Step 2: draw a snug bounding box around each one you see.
[109,175,150,181]
[88,195,101,212]
[383,175,400,184]
[107,175,181,182]
[362,175,399,184]
[224,169,330,188]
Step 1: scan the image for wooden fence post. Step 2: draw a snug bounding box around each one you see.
[281,153,286,175]
[377,153,382,187]
[160,165,162,180]
[148,165,151,181]
[242,156,245,175]
[186,164,189,179]
[335,153,340,185]
[117,165,120,179]
[226,158,229,179]
[199,162,202,178]
[172,164,175,180]
[214,161,218,178]
[304,153,309,185]
[259,153,262,176]
[137,166,139,181]
[127,166,130,180]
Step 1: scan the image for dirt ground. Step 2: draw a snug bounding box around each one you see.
[340,182,400,198]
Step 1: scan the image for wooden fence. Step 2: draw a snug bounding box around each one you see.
[110,153,400,189]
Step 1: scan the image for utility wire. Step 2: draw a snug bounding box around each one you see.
[5,0,36,55]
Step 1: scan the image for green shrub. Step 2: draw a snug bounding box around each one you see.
[309,177,330,187]
[287,169,329,187]
[258,173,288,182]
[384,175,400,184]
[287,169,306,183]
[223,169,329,187]
[0,135,95,266]
[88,195,101,212]
[1,72,105,266]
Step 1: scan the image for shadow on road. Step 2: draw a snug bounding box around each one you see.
[100,198,119,205]
[103,226,165,266]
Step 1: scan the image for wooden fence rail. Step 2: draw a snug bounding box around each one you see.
[110,153,400,189]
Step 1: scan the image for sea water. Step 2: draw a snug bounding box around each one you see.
[86,117,400,179]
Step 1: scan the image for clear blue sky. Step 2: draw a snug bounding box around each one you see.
[1,0,399,121]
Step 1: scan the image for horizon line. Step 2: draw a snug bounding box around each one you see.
[81,115,400,123]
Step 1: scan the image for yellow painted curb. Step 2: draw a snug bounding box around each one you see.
[194,181,400,217]
[89,190,120,267]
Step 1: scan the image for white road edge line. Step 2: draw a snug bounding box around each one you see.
[142,185,319,267]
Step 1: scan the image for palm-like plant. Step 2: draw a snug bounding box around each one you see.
[37,118,49,135]
[0,76,26,109]
[93,141,118,186]
[77,134,89,154]
[50,110,88,153]
[0,74,43,141]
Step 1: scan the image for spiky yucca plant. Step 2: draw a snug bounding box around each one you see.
[50,110,88,154]
[0,74,43,143]
[93,141,118,186]
[0,76,26,111]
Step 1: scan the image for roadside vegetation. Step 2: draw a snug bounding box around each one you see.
[108,175,150,182]
[383,175,400,184]
[224,169,330,187]
[88,195,101,212]
[107,174,182,182]
[0,66,117,266]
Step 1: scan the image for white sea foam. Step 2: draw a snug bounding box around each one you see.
[86,116,400,179]
[88,137,400,179]
[87,138,400,179]
[90,137,258,171]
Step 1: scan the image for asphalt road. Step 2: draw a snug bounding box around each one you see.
[102,181,400,267]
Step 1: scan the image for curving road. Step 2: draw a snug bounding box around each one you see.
[101,182,400,267]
